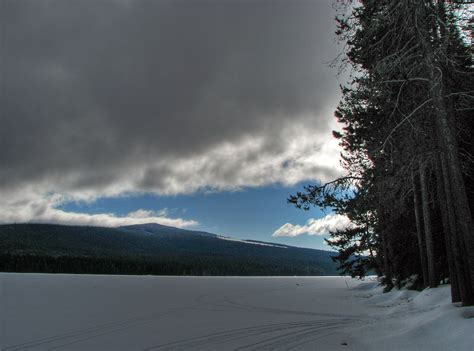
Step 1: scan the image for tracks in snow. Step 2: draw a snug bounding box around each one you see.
[3,280,365,350]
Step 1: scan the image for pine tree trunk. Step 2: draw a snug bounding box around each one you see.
[435,153,460,302]
[378,209,393,289]
[440,152,474,305]
[411,169,429,288]
[432,94,474,295]
[419,161,438,288]
[417,2,474,303]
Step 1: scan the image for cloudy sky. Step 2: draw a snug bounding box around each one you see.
[1,0,350,249]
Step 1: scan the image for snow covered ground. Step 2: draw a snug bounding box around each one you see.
[1,274,472,350]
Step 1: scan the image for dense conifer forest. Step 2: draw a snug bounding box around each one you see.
[291,0,473,305]
[0,223,338,276]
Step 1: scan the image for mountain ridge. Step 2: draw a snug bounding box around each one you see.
[0,223,339,276]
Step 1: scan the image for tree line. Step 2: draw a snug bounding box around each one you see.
[291,0,473,305]
[0,253,331,276]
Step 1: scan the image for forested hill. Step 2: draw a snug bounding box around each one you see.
[0,223,338,276]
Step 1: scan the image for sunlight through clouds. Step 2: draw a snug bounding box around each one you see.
[1,1,343,226]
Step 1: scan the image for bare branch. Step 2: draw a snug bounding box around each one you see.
[381,97,434,151]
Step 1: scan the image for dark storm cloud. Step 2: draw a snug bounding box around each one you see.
[1,0,341,200]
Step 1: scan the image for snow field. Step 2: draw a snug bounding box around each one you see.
[1,274,472,350]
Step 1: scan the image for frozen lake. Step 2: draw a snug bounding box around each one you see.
[1,274,367,350]
[1,274,472,350]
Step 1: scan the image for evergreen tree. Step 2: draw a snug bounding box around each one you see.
[291,0,473,304]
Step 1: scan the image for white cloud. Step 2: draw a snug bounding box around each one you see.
[0,192,196,228]
[136,118,343,195]
[40,209,197,228]
[128,208,169,218]
[272,214,353,237]
[0,116,344,226]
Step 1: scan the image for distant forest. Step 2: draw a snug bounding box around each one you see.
[0,254,328,276]
[291,1,474,305]
[0,223,338,276]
